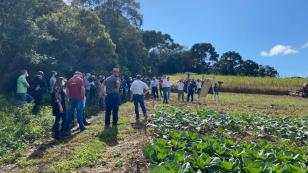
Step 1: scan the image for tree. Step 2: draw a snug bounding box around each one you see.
[142,30,174,50]
[73,0,143,28]
[238,59,259,76]
[258,65,279,77]
[217,51,243,75]
[190,43,219,73]
[36,8,117,75]
[0,0,57,91]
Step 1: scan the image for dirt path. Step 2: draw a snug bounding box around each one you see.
[1,101,157,173]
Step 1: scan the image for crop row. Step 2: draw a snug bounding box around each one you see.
[144,132,307,173]
[144,106,308,172]
[148,106,308,146]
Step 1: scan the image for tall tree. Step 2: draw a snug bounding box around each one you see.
[218,51,243,75]
[258,65,279,77]
[36,8,117,75]
[190,43,219,73]
[238,59,260,76]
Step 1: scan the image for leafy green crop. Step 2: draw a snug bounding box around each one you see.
[148,105,308,146]
[145,106,308,172]
[0,96,53,163]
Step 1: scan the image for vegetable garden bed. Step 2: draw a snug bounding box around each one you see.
[144,106,308,172]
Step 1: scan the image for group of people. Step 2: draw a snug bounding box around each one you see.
[16,68,209,140]
[147,77,204,103]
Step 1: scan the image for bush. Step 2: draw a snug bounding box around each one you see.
[0,96,53,163]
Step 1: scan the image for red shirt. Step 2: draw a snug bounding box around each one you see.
[67,76,84,99]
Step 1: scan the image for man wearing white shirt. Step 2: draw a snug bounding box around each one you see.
[196,79,202,98]
[130,75,149,122]
[176,80,185,101]
[151,77,159,100]
[162,76,172,104]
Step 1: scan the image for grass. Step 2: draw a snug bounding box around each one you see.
[1,92,308,172]
[171,74,307,94]
[172,92,308,116]
[0,96,53,164]
[2,102,147,173]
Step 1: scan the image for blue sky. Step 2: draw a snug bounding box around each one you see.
[137,0,308,77]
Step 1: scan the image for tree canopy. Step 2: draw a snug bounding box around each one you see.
[0,0,279,92]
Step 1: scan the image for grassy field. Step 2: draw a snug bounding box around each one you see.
[174,92,308,116]
[171,74,307,95]
[1,93,307,172]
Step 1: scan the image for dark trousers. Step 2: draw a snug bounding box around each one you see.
[152,87,159,99]
[105,93,120,126]
[187,91,194,102]
[53,113,66,139]
[133,95,146,120]
[33,92,43,112]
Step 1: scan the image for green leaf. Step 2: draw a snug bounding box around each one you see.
[219,160,234,171]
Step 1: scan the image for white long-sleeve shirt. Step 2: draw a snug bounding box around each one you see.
[162,80,172,88]
[130,80,149,95]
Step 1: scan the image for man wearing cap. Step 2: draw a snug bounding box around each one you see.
[32,71,47,113]
[130,75,149,123]
[102,68,121,127]
[65,72,86,134]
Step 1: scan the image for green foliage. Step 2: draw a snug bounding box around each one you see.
[0,0,280,93]
[36,7,117,75]
[0,96,53,163]
[145,106,308,172]
[46,140,106,172]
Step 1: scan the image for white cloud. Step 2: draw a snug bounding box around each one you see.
[261,44,298,57]
[302,42,308,49]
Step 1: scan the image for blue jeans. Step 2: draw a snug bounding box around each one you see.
[105,93,120,126]
[152,87,159,99]
[16,93,33,105]
[65,99,85,132]
[133,95,146,120]
[163,87,169,104]
[187,91,194,102]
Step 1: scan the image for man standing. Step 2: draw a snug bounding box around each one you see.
[16,69,32,105]
[151,77,159,100]
[102,68,121,127]
[49,71,57,94]
[130,75,149,123]
[65,72,86,134]
[196,79,202,98]
[187,79,196,102]
[176,80,185,102]
[32,71,46,113]
[162,76,172,104]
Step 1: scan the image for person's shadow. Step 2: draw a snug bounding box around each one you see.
[99,126,118,146]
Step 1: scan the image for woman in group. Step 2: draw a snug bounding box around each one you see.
[51,77,67,139]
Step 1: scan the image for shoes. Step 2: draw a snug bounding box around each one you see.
[80,127,87,132]
[135,119,141,124]
[84,121,91,126]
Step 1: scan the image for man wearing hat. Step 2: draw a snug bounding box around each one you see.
[102,68,121,127]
